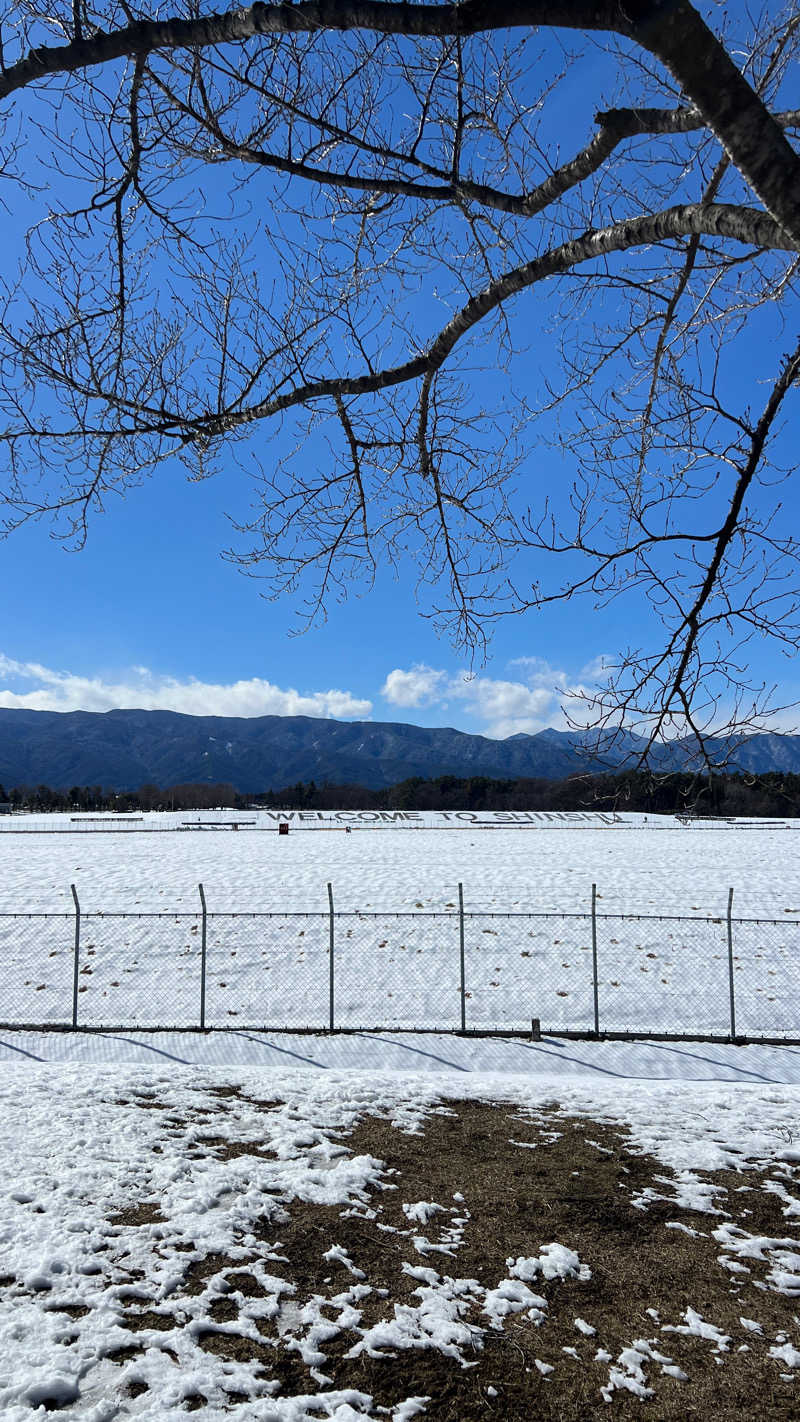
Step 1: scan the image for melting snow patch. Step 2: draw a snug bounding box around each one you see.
[392,1399,430,1420]
[600,1346,654,1402]
[770,1341,800,1368]
[765,1180,800,1218]
[662,1308,730,1353]
[508,1243,591,1282]
[714,1223,800,1294]
[482,1278,547,1330]
[323,1246,366,1279]
[665,1220,704,1238]
[403,1202,445,1224]
[350,1266,483,1364]
[600,1337,682,1401]
[634,1172,725,1215]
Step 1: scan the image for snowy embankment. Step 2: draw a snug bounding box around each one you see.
[0,1068,798,1420]
[2,1028,800,1080]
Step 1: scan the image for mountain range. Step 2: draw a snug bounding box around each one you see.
[1,707,800,792]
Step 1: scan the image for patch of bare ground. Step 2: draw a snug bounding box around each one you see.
[107,1201,165,1227]
[192,1134,277,1161]
[122,1308,178,1332]
[113,1097,163,1111]
[102,1095,799,1416]
[104,1343,141,1364]
[182,1251,254,1297]
[208,1296,240,1322]
[263,1103,800,1416]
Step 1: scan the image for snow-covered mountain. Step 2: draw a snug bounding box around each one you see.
[0,707,798,791]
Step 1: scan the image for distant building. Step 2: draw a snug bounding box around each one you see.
[0,803,11,815]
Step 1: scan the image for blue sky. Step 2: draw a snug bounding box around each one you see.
[0,461,610,736]
[1,3,798,741]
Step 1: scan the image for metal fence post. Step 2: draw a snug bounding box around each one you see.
[727,886,736,1040]
[71,883,80,1030]
[591,883,600,1036]
[458,882,466,1032]
[328,882,335,1031]
[199,883,207,1031]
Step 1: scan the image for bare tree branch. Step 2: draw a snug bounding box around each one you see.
[2,2,800,237]
[188,203,797,439]
[1,2,800,762]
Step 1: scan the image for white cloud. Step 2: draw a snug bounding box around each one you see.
[575,654,614,682]
[506,655,554,674]
[448,674,560,738]
[0,654,372,720]
[380,659,585,737]
[381,664,448,708]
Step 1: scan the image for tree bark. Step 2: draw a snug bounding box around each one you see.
[627,0,800,243]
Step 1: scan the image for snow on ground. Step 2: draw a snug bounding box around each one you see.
[3,816,799,1416]
[1,813,799,1038]
[0,1066,798,1420]
[1,1029,800,1081]
[1,810,798,915]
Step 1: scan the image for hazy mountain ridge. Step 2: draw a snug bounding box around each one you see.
[0,707,798,792]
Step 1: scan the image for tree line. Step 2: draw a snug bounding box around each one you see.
[4,772,800,817]
[254,773,800,816]
[0,783,239,813]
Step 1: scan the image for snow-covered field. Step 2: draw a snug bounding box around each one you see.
[1,812,799,1037]
[2,809,798,915]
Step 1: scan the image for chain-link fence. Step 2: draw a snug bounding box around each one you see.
[0,884,798,1041]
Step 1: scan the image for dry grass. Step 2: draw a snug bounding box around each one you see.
[95,1094,800,1418]
[107,1201,165,1227]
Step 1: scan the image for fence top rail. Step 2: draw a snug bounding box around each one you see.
[335,909,459,919]
[0,905,798,926]
[0,911,75,920]
[600,912,800,927]
[76,909,326,920]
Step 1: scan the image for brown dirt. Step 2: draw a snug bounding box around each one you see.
[122,1308,178,1332]
[101,1094,799,1418]
[108,1201,165,1227]
[226,1101,798,1419]
[193,1134,277,1161]
[182,1250,255,1297]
